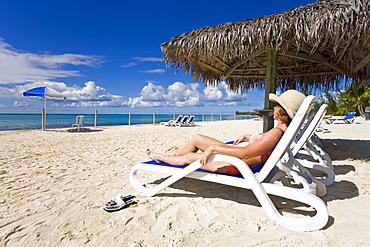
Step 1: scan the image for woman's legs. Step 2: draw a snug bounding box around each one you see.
[147,149,238,174]
[146,149,202,166]
[172,134,225,156]
[146,134,224,166]
[146,134,242,174]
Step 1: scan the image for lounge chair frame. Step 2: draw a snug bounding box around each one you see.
[292,104,335,186]
[129,96,328,231]
[160,115,183,126]
[176,115,195,127]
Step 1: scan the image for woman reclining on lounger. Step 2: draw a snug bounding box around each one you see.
[147,90,306,175]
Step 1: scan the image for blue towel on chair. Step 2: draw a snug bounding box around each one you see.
[143,160,263,178]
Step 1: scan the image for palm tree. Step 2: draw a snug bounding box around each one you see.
[314,91,339,115]
[339,85,370,117]
[337,89,358,115]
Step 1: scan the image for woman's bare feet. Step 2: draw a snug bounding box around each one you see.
[146,149,162,163]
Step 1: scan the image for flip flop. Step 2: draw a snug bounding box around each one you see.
[105,194,135,207]
[103,195,136,212]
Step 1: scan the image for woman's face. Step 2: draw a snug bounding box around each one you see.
[273,103,291,125]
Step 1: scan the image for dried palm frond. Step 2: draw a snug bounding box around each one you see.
[161,0,370,91]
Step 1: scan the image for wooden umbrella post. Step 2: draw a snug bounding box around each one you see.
[42,96,47,131]
[42,108,46,131]
[94,109,98,128]
[263,49,278,132]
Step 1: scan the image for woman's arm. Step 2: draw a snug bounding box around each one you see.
[200,128,284,166]
[233,133,252,146]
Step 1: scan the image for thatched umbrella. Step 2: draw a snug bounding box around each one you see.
[161,0,370,130]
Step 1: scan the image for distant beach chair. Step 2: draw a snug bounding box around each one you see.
[160,115,183,126]
[324,112,356,124]
[184,115,195,126]
[72,115,84,132]
[175,115,195,127]
[129,95,329,231]
[253,116,263,121]
[175,115,189,127]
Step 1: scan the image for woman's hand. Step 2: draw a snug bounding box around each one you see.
[233,134,251,146]
[200,145,216,166]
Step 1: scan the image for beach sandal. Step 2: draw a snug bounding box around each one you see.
[105,194,135,207]
[103,194,136,212]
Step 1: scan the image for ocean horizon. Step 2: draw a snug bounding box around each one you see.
[0,113,256,131]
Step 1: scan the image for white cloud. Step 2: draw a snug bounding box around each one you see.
[0,81,126,107]
[139,69,166,74]
[124,81,203,108]
[203,85,223,102]
[125,96,164,108]
[63,81,107,101]
[0,79,251,109]
[202,81,248,103]
[0,39,104,84]
[213,101,257,107]
[133,57,162,62]
[165,82,202,107]
[121,57,163,71]
[14,101,29,107]
[224,90,246,101]
[121,62,137,68]
[216,81,248,101]
[140,82,166,101]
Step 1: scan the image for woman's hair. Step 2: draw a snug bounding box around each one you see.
[276,104,292,125]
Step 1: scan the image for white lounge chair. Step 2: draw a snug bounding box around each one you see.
[129,95,329,231]
[186,115,195,126]
[291,104,335,186]
[229,104,333,189]
[72,115,84,132]
[176,115,195,127]
[175,115,189,127]
[160,115,183,126]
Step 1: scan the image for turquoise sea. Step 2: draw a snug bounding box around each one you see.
[0,113,255,131]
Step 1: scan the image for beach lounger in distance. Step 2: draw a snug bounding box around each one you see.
[174,115,189,127]
[325,112,356,124]
[185,115,195,126]
[160,115,183,126]
[176,115,195,127]
[129,95,329,231]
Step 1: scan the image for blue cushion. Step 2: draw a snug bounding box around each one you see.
[142,160,263,178]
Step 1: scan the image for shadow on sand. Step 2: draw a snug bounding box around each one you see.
[321,138,370,162]
[134,137,364,229]
[66,127,103,133]
[144,172,356,230]
[147,137,362,202]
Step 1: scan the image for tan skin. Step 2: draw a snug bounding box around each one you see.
[147,104,289,174]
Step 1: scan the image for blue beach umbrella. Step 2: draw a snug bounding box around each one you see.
[23,86,66,110]
[23,86,66,130]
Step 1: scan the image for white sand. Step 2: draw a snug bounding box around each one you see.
[1,118,370,246]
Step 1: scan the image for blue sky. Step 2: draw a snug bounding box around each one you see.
[0,0,315,114]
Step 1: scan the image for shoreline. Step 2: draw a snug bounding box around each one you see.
[0,113,256,132]
[1,119,370,246]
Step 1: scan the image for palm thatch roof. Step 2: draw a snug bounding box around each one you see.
[161,0,370,92]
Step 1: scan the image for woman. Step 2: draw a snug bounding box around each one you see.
[147,90,306,175]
